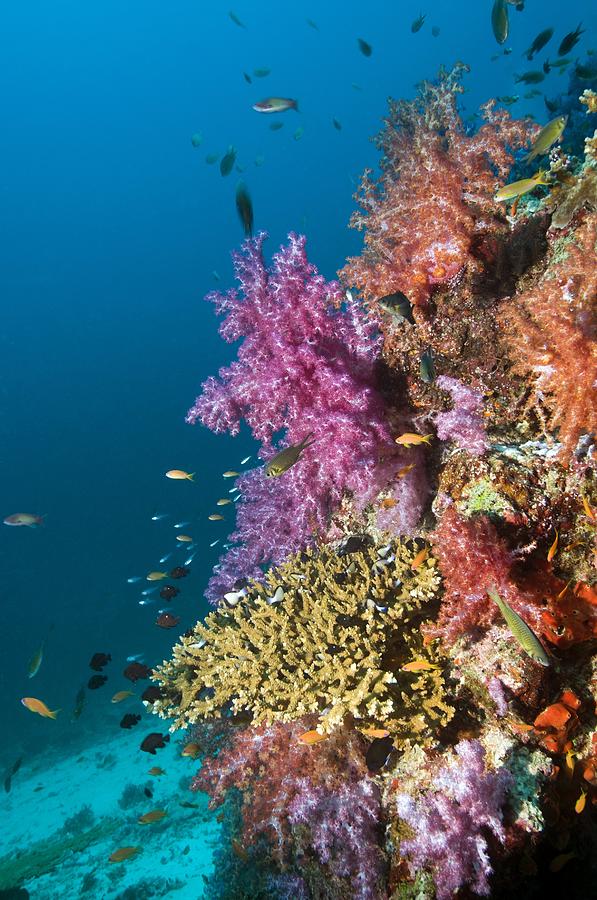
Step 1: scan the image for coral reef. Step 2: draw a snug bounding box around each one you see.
[154,537,452,744]
[157,67,597,900]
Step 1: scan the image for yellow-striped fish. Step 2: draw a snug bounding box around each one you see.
[494,171,551,202]
[524,115,567,163]
[488,585,550,666]
[265,434,315,478]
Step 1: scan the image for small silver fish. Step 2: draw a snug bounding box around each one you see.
[488,585,550,666]
[174,521,191,529]
[241,456,251,465]
[151,513,169,522]
[127,576,142,584]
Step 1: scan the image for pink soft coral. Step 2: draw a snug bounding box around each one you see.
[433,375,489,456]
[192,720,386,899]
[341,65,537,306]
[188,232,426,601]
[396,740,511,900]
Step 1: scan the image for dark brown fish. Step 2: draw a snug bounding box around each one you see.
[124,662,152,682]
[87,674,108,690]
[4,756,23,794]
[558,23,584,56]
[156,612,180,629]
[89,652,111,671]
[141,685,163,704]
[140,733,170,755]
[159,585,179,601]
[120,713,141,730]
[169,566,190,579]
[144,786,153,798]
[365,736,394,772]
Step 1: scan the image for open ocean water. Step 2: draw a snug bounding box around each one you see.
[1,1,595,898]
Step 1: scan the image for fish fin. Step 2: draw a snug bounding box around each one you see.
[187,473,195,481]
[292,100,299,112]
[50,709,61,719]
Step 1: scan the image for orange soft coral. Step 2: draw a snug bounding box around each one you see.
[498,213,597,463]
[340,65,536,307]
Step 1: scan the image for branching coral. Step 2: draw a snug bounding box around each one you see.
[499,213,597,462]
[395,740,511,900]
[193,721,387,900]
[341,64,537,307]
[186,231,423,600]
[154,538,452,744]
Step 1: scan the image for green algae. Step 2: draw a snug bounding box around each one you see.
[463,479,510,518]
[0,817,121,890]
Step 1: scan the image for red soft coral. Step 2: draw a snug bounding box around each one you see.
[426,506,545,646]
[341,65,536,306]
[499,213,597,463]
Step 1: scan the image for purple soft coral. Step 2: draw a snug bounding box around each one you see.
[396,740,511,900]
[433,375,489,457]
[188,232,421,601]
[288,778,385,900]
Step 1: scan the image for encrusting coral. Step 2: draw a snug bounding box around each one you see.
[153,537,453,744]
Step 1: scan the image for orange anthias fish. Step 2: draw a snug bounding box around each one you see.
[582,495,596,523]
[165,470,194,481]
[394,432,433,448]
[575,790,587,814]
[411,547,429,569]
[138,809,167,825]
[396,463,415,479]
[298,730,328,745]
[208,514,225,521]
[360,727,391,738]
[181,743,202,759]
[401,660,438,672]
[21,697,59,719]
[111,690,134,704]
[380,498,397,509]
[109,846,141,863]
[3,513,44,527]
[175,535,193,542]
[547,530,559,562]
[148,766,166,776]
[146,571,168,581]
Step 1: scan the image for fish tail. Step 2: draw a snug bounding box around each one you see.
[49,709,60,719]
[187,473,195,481]
[291,100,299,112]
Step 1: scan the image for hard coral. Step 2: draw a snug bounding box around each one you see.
[193,721,386,900]
[499,213,597,463]
[341,64,536,307]
[186,232,406,600]
[395,740,511,900]
[153,538,452,744]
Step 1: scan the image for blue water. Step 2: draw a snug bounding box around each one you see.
[0,0,594,896]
